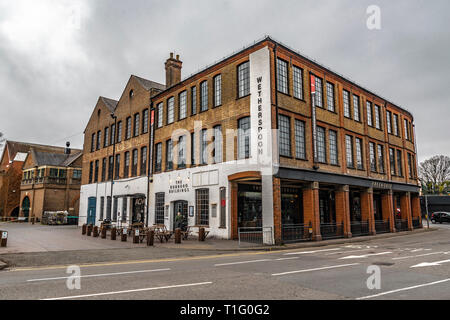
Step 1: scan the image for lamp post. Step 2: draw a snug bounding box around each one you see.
[110,112,117,227]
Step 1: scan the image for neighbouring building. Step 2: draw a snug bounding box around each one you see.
[20,143,82,222]
[79,36,421,244]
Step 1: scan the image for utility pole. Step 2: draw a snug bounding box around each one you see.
[425,193,429,229]
[110,112,117,226]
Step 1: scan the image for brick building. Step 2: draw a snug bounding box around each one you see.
[79,37,421,244]
[20,144,82,222]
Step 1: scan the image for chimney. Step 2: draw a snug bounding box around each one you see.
[165,52,182,88]
[65,141,71,155]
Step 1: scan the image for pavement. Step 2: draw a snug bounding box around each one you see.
[0,226,449,300]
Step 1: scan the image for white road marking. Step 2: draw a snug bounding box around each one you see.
[339,252,392,260]
[283,248,341,255]
[41,282,213,300]
[272,263,360,276]
[392,252,445,260]
[324,248,373,256]
[357,278,450,300]
[214,259,271,266]
[411,248,431,253]
[275,257,299,261]
[410,258,450,268]
[27,268,171,282]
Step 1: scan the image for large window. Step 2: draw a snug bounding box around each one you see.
[343,90,351,118]
[345,135,354,168]
[196,188,209,226]
[117,121,122,142]
[157,103,163,128]
[369,142,376,172]
[141,146,147,175]
[238,61,250,98]
[179,91,187,120]
[131,149,138,176]
[353,95,360,121]
[386,111,392,134]
[294,119,306,159]
[142,109,149,134]
[214,74,221,107]
[329,130,338,165]
[213,126,222,163]
[191,132,196,165]
[125,117,131,140]
[178,136,186,168]
[101,158,106,181]
[404,119,410,140]
[155,193,165,224]
[108,156,113,180]
[166,139,173,170]
[94,160,99,182]
[155,143,162,172]
[316,126,326,163]
[408,153,414,178]
[315,76,323,107]
[104,127,109,147]
[200,129,208,165]
[276,58,288,94]
[238,117,250,159]
[110,123,115,145]
[133,113,140,137]
[113,197,118,221]
[356,138,364,170]
[278,115,291,157]
[397,150,403,176]
[89,161,93,183]
[293,66,303,99]
[200,81,208,112]
[96,131,101,150]
[167,97,175,124]
[106,196,111,220]
[393,114,399,136]
[191,86,197,115]
[100,197,104,220]
[124,151,130,178]
[377,145,385,173]
[389,148,395,175]
[374,105,381,129]
[366,102,373,127]
[326,82,335,112]
[115,154,120,179]
[91,133,96,152]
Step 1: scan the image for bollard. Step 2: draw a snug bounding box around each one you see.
[175,228,181,244]
[111,227,116,240]
[121,228,127,242]
[93,226,99,237]
[147,230,154,246]
[82,224,87,235]
[101,227,107,239]
[87,224,93,236]
[133,229,139,244]
[1,231,7,247]
[198,227,205,242]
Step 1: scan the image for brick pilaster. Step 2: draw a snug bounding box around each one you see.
[381,190,395,232]
[361,188,376,235]
[411,194,422,227]
[273,177,282,245]
[335,185,352,238]
[400,192,413,231]
[303,182,321,241]
[230,182,238,240]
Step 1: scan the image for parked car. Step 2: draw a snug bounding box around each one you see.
[431,212,450,224]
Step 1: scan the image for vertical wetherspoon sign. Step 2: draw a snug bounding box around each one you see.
[149,109,155,177]
[310,74,317,163]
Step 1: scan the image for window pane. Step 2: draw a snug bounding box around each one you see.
[386,111,392,134]
[329,130,338,165]
[126,117,131,139]
[238,117,251,159]
[375,105,381,129]
[397,150,403,176]
[141,146,147,175]
[142,109,148,134]
[157,103,163,128]
[134,113,140,137]
[353,95,360,121]
[345,135,353,168]
[200,129,208,164]
[294,119,306,159]
[278,115,291,157]
[191,87,197,115]
[166,140,173,170]
[369,142,376,171]
[356,138,363,169]
[316,127,326,163]
[366,102,373,126]
[315,77,323,107]
[326,82,335,112]
[343,90,351,118]
[389,148,395,175]
[167,97,174,124]
[179,91,187,119]
[155,193,165,224]
[213,126,222,163]
[196,189,209,226]
[214,75,221,107]
[200,81,208,111]
[293,66,303,99]
[178,136,186,168]
[377,145,384,173]
[276,59,288,94]
[155,143,162,172]
[238,62,250,97]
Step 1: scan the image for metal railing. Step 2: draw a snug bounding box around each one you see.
[281,223,312,243]
[395,219,409,232]
[238,227,273,246]
[374,219,390,234]
[350,220,370,237]
[412,217,422,229]
[320,222,344,240]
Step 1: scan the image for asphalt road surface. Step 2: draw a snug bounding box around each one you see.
[0,227,449,300]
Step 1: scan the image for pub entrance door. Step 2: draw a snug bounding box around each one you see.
[173,200,188,231]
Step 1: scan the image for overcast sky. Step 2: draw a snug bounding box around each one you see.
[0,0,449,162]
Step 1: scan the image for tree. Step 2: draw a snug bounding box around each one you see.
[419,155,450,194]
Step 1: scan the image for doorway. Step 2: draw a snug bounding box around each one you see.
[131,197,146,223]
[87,197,96,225]
[22,197,30,221]
[173,200,188,231]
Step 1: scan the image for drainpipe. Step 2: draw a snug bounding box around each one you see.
[146,101,155,227]
[273,43,280,167]
[110,113,117,225]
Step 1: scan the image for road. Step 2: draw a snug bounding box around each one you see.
[0,226,449,300]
